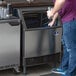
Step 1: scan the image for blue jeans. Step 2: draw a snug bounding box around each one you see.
[60,19,76,76]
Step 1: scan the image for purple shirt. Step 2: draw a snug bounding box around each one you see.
[53,0,76,23]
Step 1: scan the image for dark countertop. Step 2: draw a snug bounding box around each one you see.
[0,1,54,8]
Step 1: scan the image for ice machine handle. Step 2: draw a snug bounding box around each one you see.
[9,20,20,26]
[8,17,20,26]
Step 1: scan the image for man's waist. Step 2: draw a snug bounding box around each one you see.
[61,14,76,23]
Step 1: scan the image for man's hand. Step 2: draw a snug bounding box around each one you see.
[47,12,59,27]
[47,9,54,19]
[48,20,55,27]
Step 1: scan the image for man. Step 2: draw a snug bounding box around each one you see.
[47,0,76,76]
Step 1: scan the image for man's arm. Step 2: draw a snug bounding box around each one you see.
[47,0,65,19]
[48,12,58,27]
[52,0,65,15]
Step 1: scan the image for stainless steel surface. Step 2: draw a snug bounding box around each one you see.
[0,22,20,70]
[25,28,62,58]
[19,7,49,13]
[55,28,62,53]
[25,29,54,58]
[18,6,62,74]
[18,7,62,58]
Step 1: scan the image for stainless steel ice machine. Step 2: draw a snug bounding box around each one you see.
[0,18,20,72]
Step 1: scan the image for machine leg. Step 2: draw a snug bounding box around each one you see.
[23,58,26,74]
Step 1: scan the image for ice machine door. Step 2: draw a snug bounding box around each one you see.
[0,22,20,69]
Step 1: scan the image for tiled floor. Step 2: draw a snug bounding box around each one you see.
[0,64,60,76]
